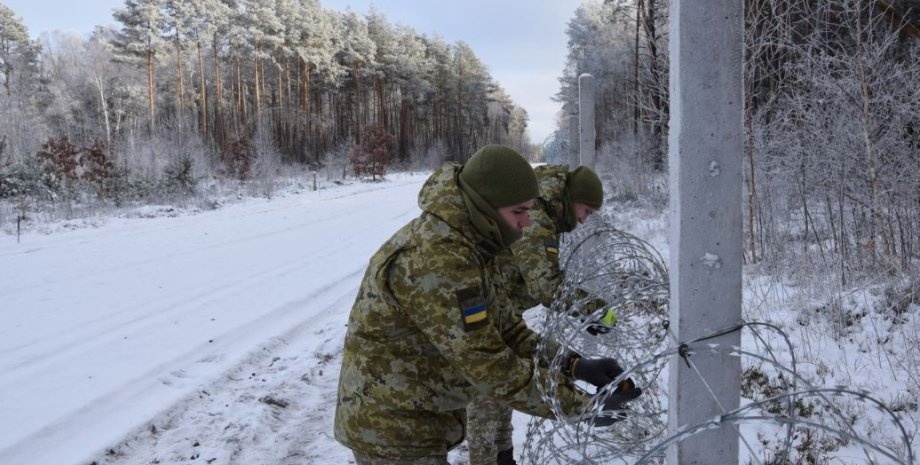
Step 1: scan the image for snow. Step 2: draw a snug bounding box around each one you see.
[0,174,428,465]
[700,252,721,269]
[2,170,916,465]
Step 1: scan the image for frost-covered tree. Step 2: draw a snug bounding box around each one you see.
[417,34,454,152]
[452,41,494,159]
[112,0,166,132]
[391,26,432,160]
[754,0,920,274]
[162,0,206,126]
[0,4,44,167]
[240,0,283,119]
[334,10,376,145]
[366,8,394,124]
[178,0,230,137]
[293,0,338,163]
[0,3,39,97]
[559,0,667,169]
[1,0,524,193]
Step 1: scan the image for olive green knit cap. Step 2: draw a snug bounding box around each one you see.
[566,166,604,209]
[458,144,538,208]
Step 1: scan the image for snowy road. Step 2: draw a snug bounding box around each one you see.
[0,174,428,465]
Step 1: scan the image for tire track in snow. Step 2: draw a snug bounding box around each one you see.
[0,174,427,465]
[0,266,364,465]
[0,204,415,376]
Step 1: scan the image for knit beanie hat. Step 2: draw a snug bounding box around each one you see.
[566,166,604,209]
[458,145,538,209]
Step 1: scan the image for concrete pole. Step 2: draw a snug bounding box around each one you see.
[578,73,596,169]
[666,0,743,464]
[568,114,579,169]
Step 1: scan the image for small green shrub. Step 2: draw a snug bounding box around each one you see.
[161,155,197,196]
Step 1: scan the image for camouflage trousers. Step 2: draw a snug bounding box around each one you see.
[465,395,514,465]
[352,452,450,465]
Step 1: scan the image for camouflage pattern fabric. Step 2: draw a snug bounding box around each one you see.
[491,248,560,359]
[334,164,589,459]
[465,166,573,465]
[353,452,450,465]
[504,165,571,311]
[466,395,513,465]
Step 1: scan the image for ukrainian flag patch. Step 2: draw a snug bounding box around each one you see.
[545,242,559,258]
[456,287,488,332]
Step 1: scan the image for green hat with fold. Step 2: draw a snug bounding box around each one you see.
[567,166,604,209]
[459,144,538,208]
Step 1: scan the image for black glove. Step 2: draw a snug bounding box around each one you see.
[585,308,618,335]
[572,357,623,388]
[594,378,643,427]
[585,323,611,335]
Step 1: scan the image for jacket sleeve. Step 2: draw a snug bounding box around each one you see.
[491,253,562,362]
[493,283,562,360]
[387,242,586,419]
[511,211,564,308]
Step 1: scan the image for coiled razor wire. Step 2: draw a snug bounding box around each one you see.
[521,214,915,465]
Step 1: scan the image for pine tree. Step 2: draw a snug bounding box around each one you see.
[113,0,167,133]
[0,4,39,97]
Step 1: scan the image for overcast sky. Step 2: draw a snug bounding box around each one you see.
[4,0,583,146]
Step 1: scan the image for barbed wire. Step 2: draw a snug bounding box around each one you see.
[521,215,915,465]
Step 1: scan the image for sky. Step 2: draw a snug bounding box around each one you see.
[0,171,914,464]
[3,0,582,146]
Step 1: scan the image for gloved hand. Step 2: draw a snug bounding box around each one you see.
[572,357,623,388]
[593,378,643,427]
[585,308,618,335]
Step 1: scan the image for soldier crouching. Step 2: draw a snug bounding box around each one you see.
[334,145,638,464]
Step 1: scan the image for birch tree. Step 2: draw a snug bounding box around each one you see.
[749,0,920,276]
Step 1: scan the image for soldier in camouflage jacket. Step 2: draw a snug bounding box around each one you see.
[334,146,624,464]
[508,164,604,309]
[466,164,608,465]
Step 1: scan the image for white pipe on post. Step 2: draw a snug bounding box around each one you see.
[568,114,579,169]
[578,73,596,170]
[666,0,744,464]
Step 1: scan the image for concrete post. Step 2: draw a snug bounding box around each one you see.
[568,114,579,169]
[666,1,743,464]
[578,73,596,170]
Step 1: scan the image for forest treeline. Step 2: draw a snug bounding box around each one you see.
[2,0,919,287]
[554,0,920,286]
[0,0,531,199]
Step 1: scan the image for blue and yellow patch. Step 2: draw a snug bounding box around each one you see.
[545,242,559,258]
[456,287,488,332]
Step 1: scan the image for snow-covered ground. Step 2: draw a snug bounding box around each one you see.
[0,173,430,465]
[2,170,916,465]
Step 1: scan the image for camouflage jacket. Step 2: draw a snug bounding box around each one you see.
[334,164,587,458]
[500,165,571,311]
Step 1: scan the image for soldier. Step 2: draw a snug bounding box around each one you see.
[466,164,613,465]
[334,145,639,465]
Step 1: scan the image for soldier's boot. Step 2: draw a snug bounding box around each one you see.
[497,448,517,465]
